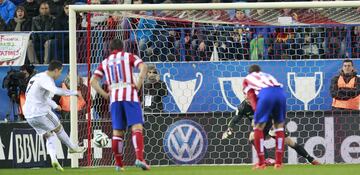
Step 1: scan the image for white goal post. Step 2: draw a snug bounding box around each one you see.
[68,1,360,168]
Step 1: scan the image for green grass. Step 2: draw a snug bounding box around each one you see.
[0,164,359,175]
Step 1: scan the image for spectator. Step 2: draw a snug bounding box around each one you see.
[302,33,319,59]
[79,0,109,62]
[217,28,250,60]
[268,28,294,59]
[124,15,182,62]
[175,32,195,61]
[176,29,214,61]
[58,74,86,119]
[55,0,71,63]
[0,0,16,24]
[80,0,108,29]
[0,17,6,31]
[7,6,31,31]
[331,59,360,110]
[136,17,157,62]
[352,26,360,58]
[231,9,250,23]
[31,1,56,64]
[207,10,230,21]
[11,0,25,6]
[250,33,264,60]
[323,27,347,59]
[46,0,64,17]
[150,20,177,62]
[191,28,213,61]
[143,65,168,113]
[7,6,37,64]
[279,8,298,22]
[55,1,72,30]
[20,0,39,20]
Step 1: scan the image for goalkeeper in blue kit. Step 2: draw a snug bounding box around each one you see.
[222,99,320,166]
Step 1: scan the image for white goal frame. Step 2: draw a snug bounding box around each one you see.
[68,1,360,168]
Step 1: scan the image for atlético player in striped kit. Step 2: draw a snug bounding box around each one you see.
[243,64,286,170]
[90,39,149,171]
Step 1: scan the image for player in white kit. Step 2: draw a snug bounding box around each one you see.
[23,60,85,171]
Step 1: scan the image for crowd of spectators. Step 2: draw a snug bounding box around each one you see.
[119,19,359,62]
[1,0,72,63]
[1,0,360,64]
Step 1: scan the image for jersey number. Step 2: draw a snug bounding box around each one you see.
[109,64,122,82]
[26,80,35,93]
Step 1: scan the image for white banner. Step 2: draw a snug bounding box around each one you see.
[0,32,31,66]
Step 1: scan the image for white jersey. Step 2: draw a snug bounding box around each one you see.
[23,72,77,118]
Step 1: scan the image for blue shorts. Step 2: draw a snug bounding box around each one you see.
[110,101,144,130]
[254,87,286,124]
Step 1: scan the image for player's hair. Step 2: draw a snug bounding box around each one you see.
[48,60,63,71]
[110,39,124,51]
[64,0,72,6]
[248,64,261,73]
[343,59,353,66]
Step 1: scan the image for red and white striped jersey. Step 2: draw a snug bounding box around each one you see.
[243,71,282,95]
[94,50,143,103]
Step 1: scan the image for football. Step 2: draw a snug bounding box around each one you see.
[93,132,109,148]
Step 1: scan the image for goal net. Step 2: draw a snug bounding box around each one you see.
[69,2,360,167]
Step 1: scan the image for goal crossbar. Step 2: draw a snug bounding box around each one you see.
[69,1,360,12]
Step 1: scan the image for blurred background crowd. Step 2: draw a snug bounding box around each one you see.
[1,0,359,64]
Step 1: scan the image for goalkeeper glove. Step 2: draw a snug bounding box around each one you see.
[221,127,233,140]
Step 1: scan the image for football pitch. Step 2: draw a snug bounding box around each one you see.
[0,164,359,175]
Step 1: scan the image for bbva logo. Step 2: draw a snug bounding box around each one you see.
[163,120,208,164]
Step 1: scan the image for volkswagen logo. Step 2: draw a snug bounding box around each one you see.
[163,120,208,164]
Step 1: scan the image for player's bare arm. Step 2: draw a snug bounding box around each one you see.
[136,63,148,90]
[90,76,110,99]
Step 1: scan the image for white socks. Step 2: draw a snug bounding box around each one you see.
[56,128,77,150]
[46,134,58,163]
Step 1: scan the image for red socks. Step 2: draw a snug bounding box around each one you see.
[112,136,124,167]
[275,128,285,165]
[253,128,265,165]
[112,129,145,167]
[132,129,144,161]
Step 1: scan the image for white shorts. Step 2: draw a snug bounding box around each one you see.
[26,111,61,135]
